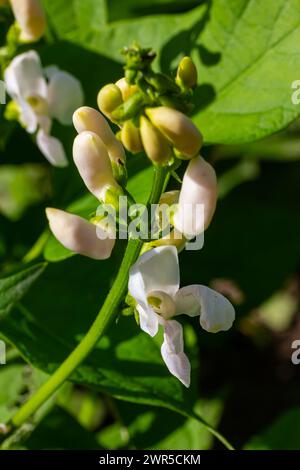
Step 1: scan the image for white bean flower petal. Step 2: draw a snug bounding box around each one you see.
[46,208,115,260]
[17,96,38,133]
[161,320,191,388]
[4,50,47,101]
[73,131,120,201]
[176,285,235,333]
[173,156,218,239]
[73,106,125,165]
[37,129,68,168]
[47,70,84,125]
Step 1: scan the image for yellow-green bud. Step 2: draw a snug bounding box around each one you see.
[97,84,123,121]
[121,120,143,154]
[140,116,172,166]
[10,0,46,42]
[146,106,203,159]
[115,78,139,101]
[4,100,20,121]
[176,56,197,89]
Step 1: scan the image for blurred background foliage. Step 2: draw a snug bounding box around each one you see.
[0,0,300,450]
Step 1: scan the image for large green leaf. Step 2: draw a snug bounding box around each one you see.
[98,398,223,450]
[43,0,300,144]
[0,263,47,320]
[244,408,300,450]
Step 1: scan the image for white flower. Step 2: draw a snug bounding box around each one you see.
[129,246,235,387]
[4,50,84,167]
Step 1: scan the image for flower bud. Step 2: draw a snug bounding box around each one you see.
[10,0,46,42]
[111,92,144,122]
[97,84,123,120]
[73,106,125,165]
[140,116,171,165]
[146,107,202,159]
[73,131,121,202]
[46,208,115,260]
[173,156,217,239]
[115,78,139,101]
[121,120,143,154]
[176,56,197,89]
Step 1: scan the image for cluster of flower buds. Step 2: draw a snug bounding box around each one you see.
[97,45,203,166]
[4,0,46,43]
[46,107,126,260]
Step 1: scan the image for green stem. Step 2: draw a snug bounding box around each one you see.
[11,166,167,429]
[22,230,50,263]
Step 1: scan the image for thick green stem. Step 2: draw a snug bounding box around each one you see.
[11,166,167,428]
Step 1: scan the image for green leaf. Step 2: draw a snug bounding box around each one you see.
[0,263,47,320]
[25,407,102,450]
[0,365,25,423]
[244,408,300,450]
[43,0,300,144]
[98,398,223,450]
[0,164,51,221]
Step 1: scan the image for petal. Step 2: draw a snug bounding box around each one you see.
[46,208,115,260]
[129,246,180,299]
[175,285,201,317]
[36,129,68,167]
[73,131,119,200]
[176,285,235,333]
[18,96,38,133]
[198,285,235,333]
[47,70,84,125]
[128,268,159,337]
[4,50,47,100]
[137,305,159,338]
[43,66,60,80]
[73,106,125,164]
[161,320,191,387]
[173,156,218,239]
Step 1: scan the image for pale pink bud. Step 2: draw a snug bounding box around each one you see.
[72,131,120,201]
[73,106,125,165]
[46,208,115,260]
[173,156,217,239]
[10,0,46,42]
